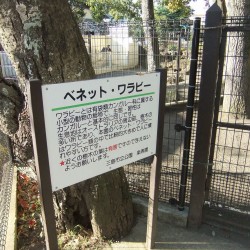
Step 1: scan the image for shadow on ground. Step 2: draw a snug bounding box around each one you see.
[105,215,249,250]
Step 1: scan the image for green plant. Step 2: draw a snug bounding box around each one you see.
[16,170,44,248]
[168,44,177,51]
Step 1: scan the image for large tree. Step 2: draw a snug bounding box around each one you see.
[141,0,160,71]
[141,0,192,71]
[86,0,141,22]
[0,0,133,240]
[68,0,89,22]
[218,0,250,118]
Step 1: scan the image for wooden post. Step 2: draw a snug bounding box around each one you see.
[146,69,167,249]
[188,3,222,228]
[27,80,58,249]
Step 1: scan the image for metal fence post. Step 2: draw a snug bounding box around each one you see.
[188,3,222,228]
[178,17,201,211]
[175,33,181,101]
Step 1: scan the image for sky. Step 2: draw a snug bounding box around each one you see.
[189,0,215,16]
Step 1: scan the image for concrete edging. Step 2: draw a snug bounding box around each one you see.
[132,195,188,227]
[4,173,188,249]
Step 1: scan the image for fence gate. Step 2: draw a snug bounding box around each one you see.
[204,15,250,231]
[190,8,250,231]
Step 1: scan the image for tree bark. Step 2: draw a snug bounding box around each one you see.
[141,0,159,71]
[83,169,133,239]
[221,0,250,118]
[0,0,133,239]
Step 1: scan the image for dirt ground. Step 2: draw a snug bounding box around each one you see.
[104,215,250,250]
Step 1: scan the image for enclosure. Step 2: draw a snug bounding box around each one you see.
[79,15,250,230]
[1,7,250,248]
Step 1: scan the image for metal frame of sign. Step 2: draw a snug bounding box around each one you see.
[27,69,166,250]
[27,80,58,249]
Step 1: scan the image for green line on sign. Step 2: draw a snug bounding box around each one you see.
[52,92,155,111]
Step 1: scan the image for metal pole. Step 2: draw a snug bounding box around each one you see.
[27,80,58,250]
[88,33,92,54]
[146,69,167,249]
[175,33,182,101]
[178,17,201,211]
[188,3,222,228]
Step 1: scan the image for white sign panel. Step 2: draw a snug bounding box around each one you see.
[42,73,160,191]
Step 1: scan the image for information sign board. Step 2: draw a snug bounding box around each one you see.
[42,73,160,191]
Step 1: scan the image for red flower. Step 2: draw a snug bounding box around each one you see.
[28,219,36,229]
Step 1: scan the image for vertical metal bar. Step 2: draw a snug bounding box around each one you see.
[27,80,58,250]
[146,69,167,249]
[188,3,222,228]
[176,33,181,101]
[88,33,92,54]
[178,17,201,211]
[205,29,227,200]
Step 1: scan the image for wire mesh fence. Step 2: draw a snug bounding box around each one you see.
[80,19,196,204]
[0,45,18,250]
[0,51,16,79]
[0,166,14,250]
[80,20,191,88]
[79,19,195,203]
[205,17,250,214]
[0,133,13,250]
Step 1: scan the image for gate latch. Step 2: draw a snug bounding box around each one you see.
[175,124,186,132]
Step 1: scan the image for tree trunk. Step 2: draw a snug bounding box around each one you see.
[221,0,250,118]
[141,0,160,71]
[0,0,133,239]
[83,169,133,239]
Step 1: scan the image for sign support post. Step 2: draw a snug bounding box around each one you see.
[146,69,167,249]
[27,80,58,250]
